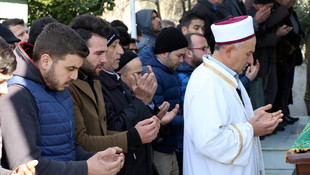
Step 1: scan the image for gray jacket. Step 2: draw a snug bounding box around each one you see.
[136,9,158,52]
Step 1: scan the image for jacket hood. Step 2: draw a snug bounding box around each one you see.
[136,9,157,38]
[13,42,44,84]
[138,45,172,73]
[176,61,195,73]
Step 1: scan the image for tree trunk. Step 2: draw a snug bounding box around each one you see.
[304,34,310,115]
[180,0,186,13]
[155,0,161,18]
[188,0,191,10]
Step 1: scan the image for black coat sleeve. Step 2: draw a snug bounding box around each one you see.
[101,84,154,131]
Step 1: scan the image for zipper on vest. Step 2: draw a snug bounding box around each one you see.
[70,120,73,138]
[133,152,136,160]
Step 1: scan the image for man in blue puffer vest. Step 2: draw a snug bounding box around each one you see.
[139,27,188,175]
[0,22,124,175]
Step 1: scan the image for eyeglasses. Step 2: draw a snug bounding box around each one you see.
[189,46,210,52]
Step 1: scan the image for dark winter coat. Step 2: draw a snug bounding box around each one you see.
[139,45,182,153]
[99,70,155,175]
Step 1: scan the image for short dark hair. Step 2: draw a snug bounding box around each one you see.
[2,18,25,28]
[180,10,204,28]
[0,37,16,74]
[33,23,89,63]
[69,14,111,43]
[130,38,137,43]
[28,17,58,45]
[111,20,128,32]
[185,33,205,48]
[115,26,130,47]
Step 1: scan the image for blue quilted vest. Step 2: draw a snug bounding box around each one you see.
[8,75,76,161]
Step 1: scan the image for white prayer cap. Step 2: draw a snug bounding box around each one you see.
[211,16,255,45]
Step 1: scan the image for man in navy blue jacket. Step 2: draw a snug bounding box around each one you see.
[139,27,188,175]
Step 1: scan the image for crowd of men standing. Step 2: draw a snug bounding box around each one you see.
[0,0,303,174]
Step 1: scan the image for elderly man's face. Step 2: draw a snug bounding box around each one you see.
[231,37,256,75]
[104,39,124,72]
[120,58,143,91]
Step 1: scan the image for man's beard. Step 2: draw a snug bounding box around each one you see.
[81,59,98,77]
[192,54,203,68]
[44,63,62,92]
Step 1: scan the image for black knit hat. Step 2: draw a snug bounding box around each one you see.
[154,27,188,54]
[0,23,20,43]
[115,50,137,72]
[254,0,275,4]
[107,28,121,46]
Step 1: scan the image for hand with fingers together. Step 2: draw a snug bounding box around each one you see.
[156,101,170,120]
[249,104,283,137]
[87,147,125,175]
[11,160,38,175]
[160,104,179,125]
[156,102,179,125]
[255,6,271,24]
[276,25,293,37]
[131,65,158,105]
[135,116,160,144]
[245,60,260,81]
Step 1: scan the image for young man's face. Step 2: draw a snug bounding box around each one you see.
[164,48,186,70]
[44,54,83,92]
[151,12,162,34]
[0,73,13,96]
[120,58,143,91]
[188,35,210,67]
[103,39,124,72]
[82,34,107,77]
[129,42,137,54]
[9,25,29,42]
[183,19,205,35]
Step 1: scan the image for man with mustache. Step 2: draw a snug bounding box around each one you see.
[183,16,283,175]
